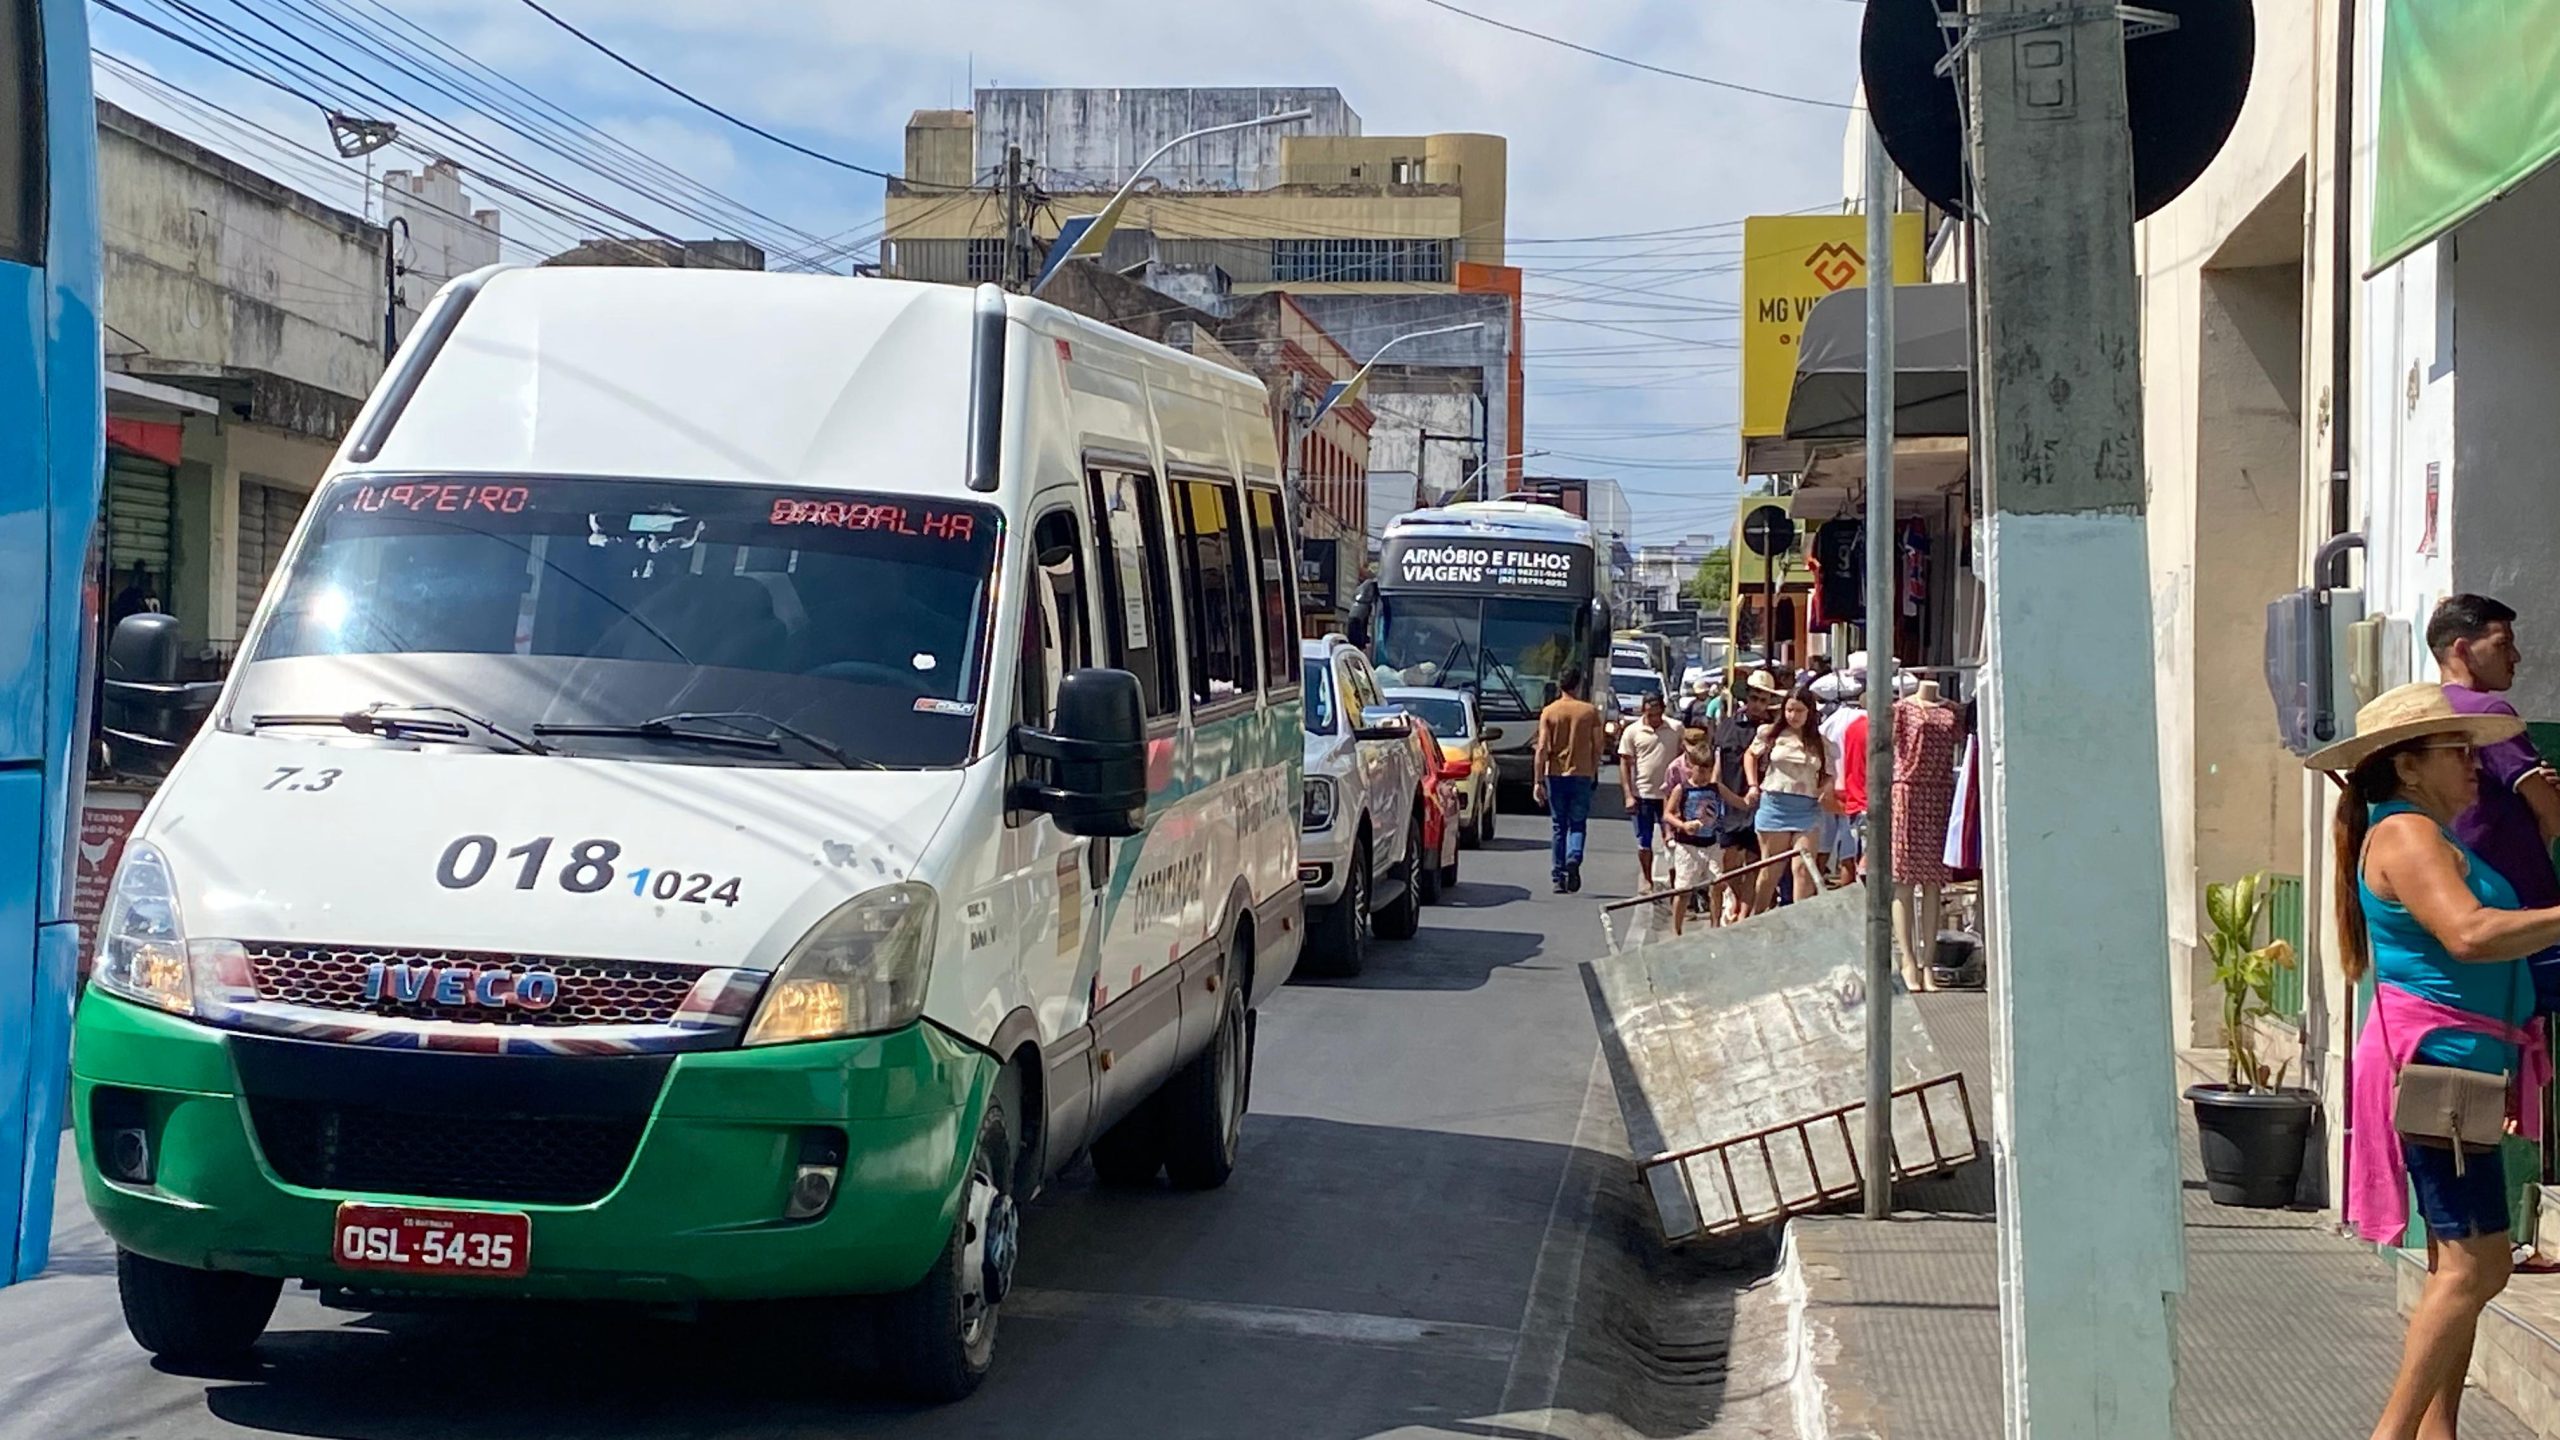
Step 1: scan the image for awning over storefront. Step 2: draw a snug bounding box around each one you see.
[2372,0,2560,272]
[1782,283,1971,442]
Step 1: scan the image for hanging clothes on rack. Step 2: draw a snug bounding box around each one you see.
[1943,733,1982,881]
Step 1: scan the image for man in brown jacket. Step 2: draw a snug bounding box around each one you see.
[1533,665,1605,893]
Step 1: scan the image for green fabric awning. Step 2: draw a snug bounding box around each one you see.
[2373,0,2560,272]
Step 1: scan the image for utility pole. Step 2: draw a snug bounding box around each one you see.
[1962,1,2182,1434]
[1859,120,1898,1222]
[1002,143,1027,292]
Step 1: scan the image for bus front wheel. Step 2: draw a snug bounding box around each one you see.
[880,1097,1015,1401]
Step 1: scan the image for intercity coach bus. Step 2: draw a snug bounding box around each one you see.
[72,268,1304,1398]
[1357,500,1618,790]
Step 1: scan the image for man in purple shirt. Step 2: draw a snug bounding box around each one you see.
[2429,595,2560,1001]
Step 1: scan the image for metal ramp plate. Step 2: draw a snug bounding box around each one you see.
[1582,887,1981,1242]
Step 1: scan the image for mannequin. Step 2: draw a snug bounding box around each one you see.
[1892,679,1960,988]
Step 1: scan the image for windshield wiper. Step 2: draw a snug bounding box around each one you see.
[1476,646,1539,719]
[533,711,875,770]
[249,703,550,755]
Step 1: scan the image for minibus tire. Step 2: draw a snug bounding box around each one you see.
[880,1100,1013,1401]
[1089,1102,1166,1187]
[116,1249,281,1365]
[1375,818,1423,941]
[1162,938,1249,1190]
[1304,835,1371,978]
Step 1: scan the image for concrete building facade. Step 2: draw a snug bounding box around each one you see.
[880,87,1526,505]
[97,100,393,667]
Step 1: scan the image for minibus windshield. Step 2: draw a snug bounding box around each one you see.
[229,476,1000,769]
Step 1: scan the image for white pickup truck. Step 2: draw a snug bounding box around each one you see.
[1298,636,1423,976]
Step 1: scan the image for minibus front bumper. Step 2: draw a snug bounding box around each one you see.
[71,992,992,1302]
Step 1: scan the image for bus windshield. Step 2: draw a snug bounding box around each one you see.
[232,476,1001,769]
[1373,595,1580,722]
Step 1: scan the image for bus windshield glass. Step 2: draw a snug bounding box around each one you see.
[233,476,1000,769]
[1373,595,1581,723]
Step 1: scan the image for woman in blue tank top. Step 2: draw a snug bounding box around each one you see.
[2312,683,2560,1440]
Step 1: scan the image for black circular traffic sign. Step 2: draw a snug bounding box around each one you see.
[1742,508,1797,559]
[1861,0,2254,221]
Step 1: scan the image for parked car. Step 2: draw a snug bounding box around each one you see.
[1606,665,1665,753]
[1301,636,1424,975]
[1406,717,1466,904]
[1384,685,1500,847]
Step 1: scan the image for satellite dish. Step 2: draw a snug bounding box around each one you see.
[1861,0,2254,220]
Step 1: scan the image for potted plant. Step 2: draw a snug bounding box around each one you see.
[2183,871,2319,1207]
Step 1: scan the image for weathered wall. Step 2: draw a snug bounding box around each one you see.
[976,87,1359,190]
[99,102,383,411]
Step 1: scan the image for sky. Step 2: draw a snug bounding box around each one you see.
[88,0,1869,548]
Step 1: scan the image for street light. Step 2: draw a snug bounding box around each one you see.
[1031,108,1314,294]
[1286,320,1488,547]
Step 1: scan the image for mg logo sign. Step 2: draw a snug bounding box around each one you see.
[1804,241,1865,293]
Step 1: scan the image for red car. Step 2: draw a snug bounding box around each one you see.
[1406,717,1467,904]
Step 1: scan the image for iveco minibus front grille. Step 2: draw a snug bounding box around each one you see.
[245,943,706,1027]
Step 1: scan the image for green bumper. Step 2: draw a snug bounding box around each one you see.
[71,994,993,1302]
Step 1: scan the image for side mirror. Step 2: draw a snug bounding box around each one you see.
[1479,725,1505,744]
[100,612,219,776]
[1351,704,1409,743]
[1587,598,1613,658]
[1011,668,1147,838]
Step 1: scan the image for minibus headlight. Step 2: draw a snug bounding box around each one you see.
[745,883,937,1046]
[91,842,195,1016]
[1302,777,1337,831]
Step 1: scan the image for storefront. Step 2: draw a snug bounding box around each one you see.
[1753,282,1983,689]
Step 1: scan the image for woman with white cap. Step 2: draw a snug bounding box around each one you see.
[2317,683,2560,1440]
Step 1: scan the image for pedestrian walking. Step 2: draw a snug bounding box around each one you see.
[1745,684,1830,913]
[1533,664,1605,894]
[1619,689,1682,892]
[1664,726,1723,935]
[2427,594,2560,1008]
[2311,684,2560,1440]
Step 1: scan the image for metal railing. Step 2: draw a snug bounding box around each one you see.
[1636,1072,1981,1242]
[2265,873,2306,1019]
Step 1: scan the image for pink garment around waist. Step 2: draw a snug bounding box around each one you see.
[2346,981,2551,1244]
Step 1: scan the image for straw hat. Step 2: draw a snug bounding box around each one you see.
[2302,681,2526,772]
[1746,670,1790,699]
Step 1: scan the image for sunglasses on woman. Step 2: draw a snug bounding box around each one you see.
[2414,741,2478,762]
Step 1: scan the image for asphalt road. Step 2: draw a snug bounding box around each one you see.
[0,791,1776,1440]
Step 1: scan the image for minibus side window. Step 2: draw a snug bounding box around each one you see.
[1018,508,1090,728]
[1085,467,1180,720]
[1173,474,1256,707]
[1246,487,1299,695]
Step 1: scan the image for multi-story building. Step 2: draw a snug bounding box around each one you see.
[881,87,1525,511]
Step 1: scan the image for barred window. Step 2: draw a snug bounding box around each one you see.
[965,237,1009,283]
[1271,238,1451,285]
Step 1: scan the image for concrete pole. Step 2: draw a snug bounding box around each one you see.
[1861,121,1899,1221]
[1963,2,2184,1434]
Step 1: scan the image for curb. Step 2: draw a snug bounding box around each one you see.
[1778,1219,1888,1440]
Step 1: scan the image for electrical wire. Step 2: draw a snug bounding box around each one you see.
[512,0,978,190]
[1404,0,1853,110]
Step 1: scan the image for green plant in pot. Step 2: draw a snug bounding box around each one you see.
[2183,871,2320,1207]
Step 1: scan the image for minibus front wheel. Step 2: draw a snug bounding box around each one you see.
[117,1249,282,1367]
[880,1093,1015,1400]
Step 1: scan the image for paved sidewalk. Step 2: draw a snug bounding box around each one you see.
[1783,992,2531,1438]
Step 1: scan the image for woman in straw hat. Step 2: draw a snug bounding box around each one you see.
[2317,683,2560,1440]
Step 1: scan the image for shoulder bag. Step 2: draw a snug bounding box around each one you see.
[2384,960,2526,1177]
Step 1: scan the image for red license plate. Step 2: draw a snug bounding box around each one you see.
[332,1203,530,1278]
